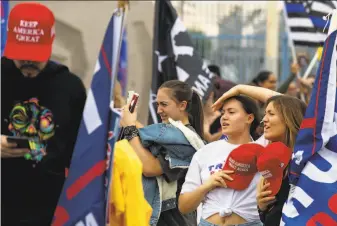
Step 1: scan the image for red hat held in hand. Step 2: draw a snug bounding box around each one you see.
[257,142,292,196]
[223,143,264,190]
[4,3,55,62]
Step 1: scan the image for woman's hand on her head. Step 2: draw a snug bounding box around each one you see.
[120,101,138,127]
[256,177,276,211]
[211,85,240,111]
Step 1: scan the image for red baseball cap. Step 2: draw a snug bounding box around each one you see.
[223,143,264,190]
[4,3,55,62]
[257,142,292,196]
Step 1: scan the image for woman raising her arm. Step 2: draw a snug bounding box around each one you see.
[179,94,267,226]
[212,84,306,226]
[120,80,205,226]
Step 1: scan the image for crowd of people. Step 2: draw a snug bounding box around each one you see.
[1,2,327,226]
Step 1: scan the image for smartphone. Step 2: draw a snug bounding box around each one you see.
[129,93,139,113]
[6,136,30,149]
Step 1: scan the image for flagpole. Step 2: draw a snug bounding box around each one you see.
[149,0,160,125]
[327,9,337,35]
[106,1,129,225]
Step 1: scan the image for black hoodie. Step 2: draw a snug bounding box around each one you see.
[1,57,87,226]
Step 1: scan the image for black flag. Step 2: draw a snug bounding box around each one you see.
[148,0,215,124]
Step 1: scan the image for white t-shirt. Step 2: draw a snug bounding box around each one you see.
[181,136,268,222]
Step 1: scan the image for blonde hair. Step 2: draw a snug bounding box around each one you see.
[266,96,307,149]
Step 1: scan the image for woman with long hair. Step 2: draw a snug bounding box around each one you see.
[120,80,205,226]
[212,84,306,226]
[251,71,277,91]
[179,94,267,226]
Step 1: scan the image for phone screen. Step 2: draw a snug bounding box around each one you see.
[129,94,139,113]
[6,136,30,149]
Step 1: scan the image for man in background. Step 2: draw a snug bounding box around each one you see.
[1,3,86,225]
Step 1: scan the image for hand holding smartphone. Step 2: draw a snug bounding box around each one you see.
[128,93,139,113]
[6,136,31,149]
[1,135,31,158]
[118,91,139,140]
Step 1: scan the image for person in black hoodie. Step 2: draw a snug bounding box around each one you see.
[1,3,86,226]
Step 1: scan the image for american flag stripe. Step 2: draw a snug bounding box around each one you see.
[284,0,337,47]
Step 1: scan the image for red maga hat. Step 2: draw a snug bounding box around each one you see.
[4,3,55,62]
[223,143,264,190]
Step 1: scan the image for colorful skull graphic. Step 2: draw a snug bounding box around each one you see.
[8,98,55,161]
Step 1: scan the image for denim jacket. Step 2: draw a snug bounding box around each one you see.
[139,123,200,226]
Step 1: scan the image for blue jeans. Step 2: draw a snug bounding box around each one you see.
[199,218,263,226]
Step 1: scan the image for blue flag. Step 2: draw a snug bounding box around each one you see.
[281,30,337,226]
[1,0,9,56]
[52,10,123,226]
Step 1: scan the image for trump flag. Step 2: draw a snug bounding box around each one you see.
[281,28,337,225]
[51,10,124,226]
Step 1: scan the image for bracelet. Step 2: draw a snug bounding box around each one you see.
[123,125,139,141]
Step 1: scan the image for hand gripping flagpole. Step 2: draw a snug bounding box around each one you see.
[106,1,129,225]
[302,47,323,79]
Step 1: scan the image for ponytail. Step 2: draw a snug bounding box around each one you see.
[188,91,204,138]
[251,70,272,86]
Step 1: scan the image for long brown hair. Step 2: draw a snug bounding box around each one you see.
[266,96,307,149]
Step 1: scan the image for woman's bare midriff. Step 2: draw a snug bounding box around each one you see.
[205,213,247,226]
